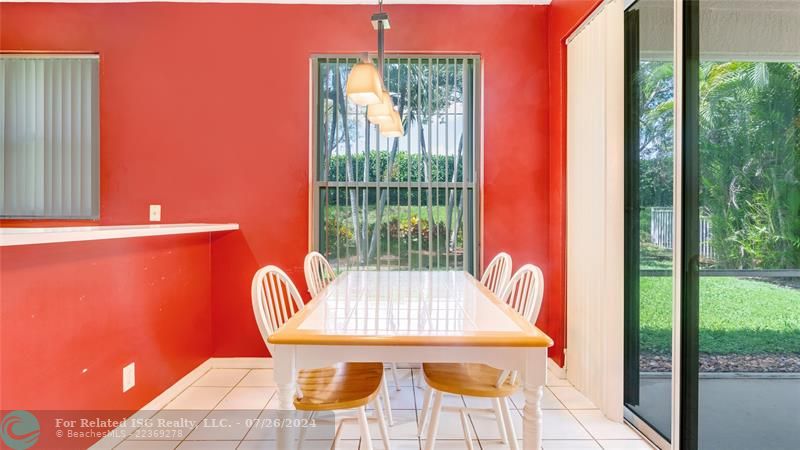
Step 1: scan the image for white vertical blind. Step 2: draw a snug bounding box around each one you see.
[1,55,99,218]
[566,0,625,421]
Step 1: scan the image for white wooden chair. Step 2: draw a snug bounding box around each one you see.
[480,252,513,296]
[302,251,399,425]
[418,264,545,450]
[252,265,392,450]
[303,251,336,298]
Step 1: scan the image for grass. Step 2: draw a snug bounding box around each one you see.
[641,276,800,355]
[322,205,467,270]
[326,237,465,271]
[638,242,800,355]
[324,204,453,224]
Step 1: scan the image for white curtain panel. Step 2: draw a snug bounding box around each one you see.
[566,0,625,421]
[1,55,99,218]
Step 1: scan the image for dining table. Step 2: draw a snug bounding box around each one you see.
[268,269,553,449]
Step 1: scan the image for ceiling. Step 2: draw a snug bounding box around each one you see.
[1,0,552,4]
[636,0,800,62]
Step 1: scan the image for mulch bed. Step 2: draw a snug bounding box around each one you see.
[640,353,800,373]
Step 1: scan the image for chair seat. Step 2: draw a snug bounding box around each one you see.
[294,362,384,411]
[423,363,518,398]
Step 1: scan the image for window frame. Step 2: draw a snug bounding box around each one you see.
[308,54,483,274]
[0,53,100,220]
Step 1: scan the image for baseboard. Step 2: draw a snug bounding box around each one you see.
[209,357,273,369]
[548,357,567,379]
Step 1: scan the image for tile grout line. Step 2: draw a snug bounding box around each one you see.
[114,367,653,450]
[113,365,221,449]
[238,368,279,444]
[171,369,241,449]
[176,368,274,448]
[561,401,609,449]
[409,368,422,450]
[127,368,251,449]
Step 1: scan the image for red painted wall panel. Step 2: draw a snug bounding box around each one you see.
[547,0,605,366]
[0,1,563,409]
[0,235,212,411]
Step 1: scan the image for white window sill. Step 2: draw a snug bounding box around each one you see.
[0,223,239,247]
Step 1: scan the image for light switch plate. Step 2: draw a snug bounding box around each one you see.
[123,362,135,392]
[149,205,161,222]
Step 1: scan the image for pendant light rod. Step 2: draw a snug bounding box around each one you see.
[371,0,390,79]
[378,19,384,75]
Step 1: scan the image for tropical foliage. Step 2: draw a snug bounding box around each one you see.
[699,62,800,269]
[638,60,800,269]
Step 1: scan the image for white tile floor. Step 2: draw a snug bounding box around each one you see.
[111,366,654,450]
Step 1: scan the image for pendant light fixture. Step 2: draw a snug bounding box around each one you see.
[345,60,382,106]
[380,110,404,137]
[345,0,404,137]
[367,91,393,124]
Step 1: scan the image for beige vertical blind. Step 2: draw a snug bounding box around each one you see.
[566,0,625,421]
[1,55,99,218]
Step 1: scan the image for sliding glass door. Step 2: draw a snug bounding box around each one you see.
[624,0,675,446]
[626,1,800,449]
[689,1,800,448]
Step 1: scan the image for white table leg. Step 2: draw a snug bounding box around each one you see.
[523,348,547,450]
[273,345,297,410]
[273,345,296,449]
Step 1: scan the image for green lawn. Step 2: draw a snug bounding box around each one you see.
[324,204,453,224]
[641,277,800,355]
[322,205,466,270]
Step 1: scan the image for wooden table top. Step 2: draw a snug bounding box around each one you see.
[268,270,553,348]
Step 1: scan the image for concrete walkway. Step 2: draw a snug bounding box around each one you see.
[630,375,800,450]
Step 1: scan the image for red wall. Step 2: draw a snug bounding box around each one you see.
[1,1,564,415]
[0,235,213,412]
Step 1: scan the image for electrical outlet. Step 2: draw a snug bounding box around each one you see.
[149,204,161,222]
[123,362,135,392]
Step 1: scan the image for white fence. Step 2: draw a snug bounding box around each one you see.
[650,207,715,261]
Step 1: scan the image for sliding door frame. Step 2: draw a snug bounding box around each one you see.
[622,4,641,408]
[622,0,691,449]
[671,1,685,449]
[624,1,796,449]
[677,1,699,449]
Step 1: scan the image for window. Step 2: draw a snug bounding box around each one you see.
[311,56,480,273]
[1,54,99,219]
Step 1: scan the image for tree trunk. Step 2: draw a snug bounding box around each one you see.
[361,117,371,264]
[446,135,464,250]
[334,67,363,262]
[417,123,436,268]
[450,190,464,254]
[366,96,407,261]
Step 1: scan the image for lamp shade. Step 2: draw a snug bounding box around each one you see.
[367,91,394,124]
[380,110,404,137]
[346,62,383,106]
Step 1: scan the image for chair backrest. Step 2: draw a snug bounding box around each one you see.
[304,251,336,298]
[251,265,305,353]
[499,263,545,323]
[495,263,545,388]
[480,252,512,295]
